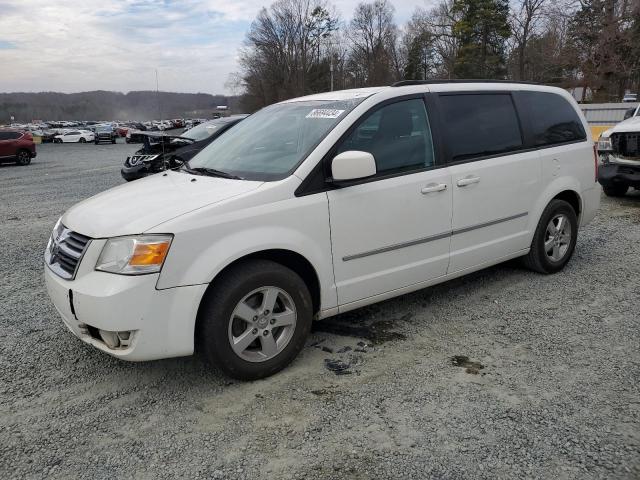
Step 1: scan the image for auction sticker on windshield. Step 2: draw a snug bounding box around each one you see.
[306,109,345,119]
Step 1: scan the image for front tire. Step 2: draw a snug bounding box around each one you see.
[197,260,313,380]
[16,150,31,166]
[523,199,578,274]
[79,137,86,143]
[602,184,628,197]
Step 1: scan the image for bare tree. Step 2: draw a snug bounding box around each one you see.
[510,0,547,80]
[348,0,400,86]
[238,0,339,109]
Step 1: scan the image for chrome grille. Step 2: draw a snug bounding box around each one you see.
[611,132,640,158]
[45,226,91,280]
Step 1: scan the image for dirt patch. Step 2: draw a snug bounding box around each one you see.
[313,319,407,345]
[324,358,353,375]
[452,355,485,375]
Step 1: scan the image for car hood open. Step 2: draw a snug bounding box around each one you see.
[63,170,263,238]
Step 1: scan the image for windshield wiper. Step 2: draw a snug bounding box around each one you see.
[181,162,243,180]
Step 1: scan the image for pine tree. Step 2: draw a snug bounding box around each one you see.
[451,0,511,79]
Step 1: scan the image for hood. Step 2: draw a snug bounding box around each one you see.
[601,115,640,138]
[63,171,263,238]
[136,134,193,155]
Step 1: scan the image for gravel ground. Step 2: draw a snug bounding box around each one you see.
[1,142,639,480]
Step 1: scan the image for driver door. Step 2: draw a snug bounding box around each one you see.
[327,97,452,307]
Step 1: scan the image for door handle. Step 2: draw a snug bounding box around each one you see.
[456,176,480,187]
[421,183,447,194]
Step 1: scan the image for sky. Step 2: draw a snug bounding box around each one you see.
[0,0,429,95]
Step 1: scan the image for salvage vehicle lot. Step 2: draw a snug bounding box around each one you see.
[1,143,639,479]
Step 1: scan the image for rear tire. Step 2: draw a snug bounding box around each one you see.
[197,260,313,380]
[602,184,628,197]
[16,150,31,166]
[523,199,578,274]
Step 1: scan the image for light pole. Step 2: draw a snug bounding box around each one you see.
[324,36,336,92]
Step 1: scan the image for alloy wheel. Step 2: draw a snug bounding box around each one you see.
[227,286,297,363]
[544,214,572,262]
[17,151,30,165]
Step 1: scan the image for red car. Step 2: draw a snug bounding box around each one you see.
[116,126,129,137]
[0,130,37,166]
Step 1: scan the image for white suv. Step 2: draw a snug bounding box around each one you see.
[44,82,600,379]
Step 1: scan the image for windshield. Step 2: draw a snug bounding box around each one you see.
[182,120,223,141]
[188,99,366,180]
[96,125,111,132]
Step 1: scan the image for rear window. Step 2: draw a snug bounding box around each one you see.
[439,94,523,162]
[520,91,586,146]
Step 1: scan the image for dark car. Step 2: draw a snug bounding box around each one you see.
[94,125,117,144]
[125,129,149,144]
[121,115,247,181]
[0,129,37,165]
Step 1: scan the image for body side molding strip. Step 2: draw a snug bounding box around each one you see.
[342,212,528,262]
[451,212,528,236]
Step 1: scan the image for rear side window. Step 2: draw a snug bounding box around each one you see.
[438,94,523,162]
[521,91,586,146]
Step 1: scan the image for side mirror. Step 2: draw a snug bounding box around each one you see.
[331,150,377,183]
[624,108,635,120]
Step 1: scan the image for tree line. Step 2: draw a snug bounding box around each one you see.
[234,0,640,110]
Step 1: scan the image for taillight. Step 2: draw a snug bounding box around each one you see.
[593,144,598,182]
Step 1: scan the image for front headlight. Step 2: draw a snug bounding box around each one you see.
[46,216,63,254]
[95,234,173,275]
[598,136,612,151]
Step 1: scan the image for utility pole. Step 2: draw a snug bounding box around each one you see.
[330,59,334,92]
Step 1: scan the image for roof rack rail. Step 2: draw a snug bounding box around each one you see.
[391,79,541,87]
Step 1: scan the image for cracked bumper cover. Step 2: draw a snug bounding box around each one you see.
[44,264,207,361]
[598,161,640,188]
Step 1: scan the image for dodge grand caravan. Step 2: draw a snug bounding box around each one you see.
[44,81,600,380]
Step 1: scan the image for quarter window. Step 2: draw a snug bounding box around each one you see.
[520,91,586,146]
[336,98,435,175]
[439,94,523,162]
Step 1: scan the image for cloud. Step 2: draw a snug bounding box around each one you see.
[0,0,431,95]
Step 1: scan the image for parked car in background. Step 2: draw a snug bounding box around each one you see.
[622,93,637,103]
[40,130,58,143]
[0,129,36,165]
[94,125,117,144]
[54,130,95,143]
[115,126,129,138]
[45,82,599,380]
[597,103,640,196]
[121,115,248,181]
[125,130,148,144]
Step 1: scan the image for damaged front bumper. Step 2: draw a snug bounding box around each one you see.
[598,155,640,189]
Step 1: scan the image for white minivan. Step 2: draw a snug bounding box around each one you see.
[45,82,601,379]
